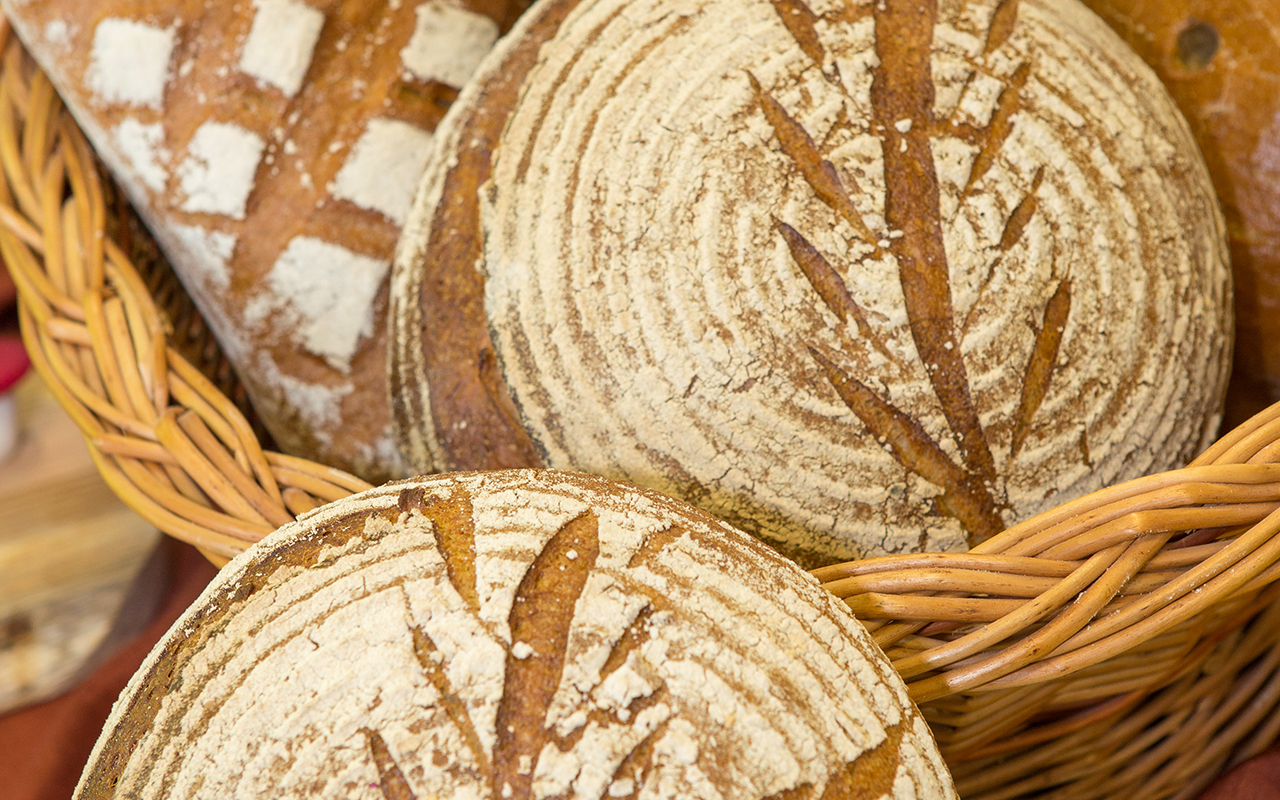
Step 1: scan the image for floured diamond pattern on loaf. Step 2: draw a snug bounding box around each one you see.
[5,0,522,480]
[400,0,500,87]
[167,223,238,292]
[252,236,391,371]
[85,18,175,108]
[331,118,435,225]
[238,0,326,97]
[177,121,266,218]
[255,350,353,434]
[113,119,168,192]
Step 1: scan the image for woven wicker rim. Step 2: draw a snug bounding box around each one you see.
[0,20,371,568]
[2,17,1278,799]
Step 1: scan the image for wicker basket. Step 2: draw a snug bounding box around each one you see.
[3,18,1279,800]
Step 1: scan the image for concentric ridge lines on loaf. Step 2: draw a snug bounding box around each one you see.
[73,471,960,797]
[395,0,583,473]
[130,528,437,797]
[397,0,1230,564]
[510,0,611,185]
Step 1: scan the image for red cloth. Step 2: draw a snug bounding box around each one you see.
[1,538,1277,799]
[1198,746,1280,799]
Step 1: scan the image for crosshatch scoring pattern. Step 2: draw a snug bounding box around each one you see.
[1,0,518,481]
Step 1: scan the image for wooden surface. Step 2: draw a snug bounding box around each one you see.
[0,540,216,799]
[0,373,164,713]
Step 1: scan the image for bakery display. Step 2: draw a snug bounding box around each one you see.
[75,469,956,799]
[390,0,1233,566]
[0,0,530,482]
[1077,0,1280,428]
[3,0,1280,793]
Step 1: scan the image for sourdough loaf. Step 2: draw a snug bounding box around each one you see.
[75,470,956,799]
[390,0,1232,566]
[2,0,529,481]
[1077,0,1280,428]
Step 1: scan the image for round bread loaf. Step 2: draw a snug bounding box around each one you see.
[1,0,530,481]
[75,470,956,799]
[390,0,1232,566]
[1076,0,1280,428]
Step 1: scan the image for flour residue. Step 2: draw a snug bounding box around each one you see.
[330,118,434,225]
[238,0,326,97]
[177,121,266,218]
[400,0,499,88]
[86,18,176,108]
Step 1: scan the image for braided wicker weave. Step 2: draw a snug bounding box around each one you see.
[1,18,1277,800]
[0,21,371,568]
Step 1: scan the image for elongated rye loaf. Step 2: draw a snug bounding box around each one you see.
[75,470,957,799]
[2,0,529,481]
[390,0,1232,566]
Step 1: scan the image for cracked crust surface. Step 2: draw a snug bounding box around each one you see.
[391,0,1232,567]
[74,470,955,800]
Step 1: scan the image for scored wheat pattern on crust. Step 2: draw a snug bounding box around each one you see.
[370,506,675,800]
[403,0,1227,564]
[390,488,685,799]
[377,488,939,799]
[82,473,953,798]
[758,0,1071,547]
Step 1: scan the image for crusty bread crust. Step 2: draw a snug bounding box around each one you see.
[76,470,956,799]
[1078,0,1280,429]
[392,0,1232,566]
[2,0,530,481]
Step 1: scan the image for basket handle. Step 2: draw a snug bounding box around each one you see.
[0,24,370,566]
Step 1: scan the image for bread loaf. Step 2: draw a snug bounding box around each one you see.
[1076,0,1280,428]
[2,0,529,481]
[76,470,956,799]
[390,0,1232,566]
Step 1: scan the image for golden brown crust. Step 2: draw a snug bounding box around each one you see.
[1077,0,1280,427]
[389,0,583,473]
[393,0,1231,565]
[76,470,958,799]
[3,0,531,481]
